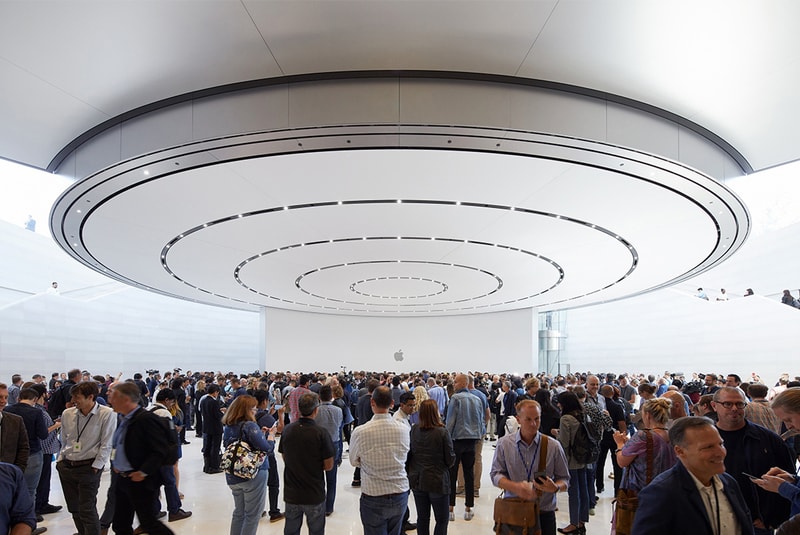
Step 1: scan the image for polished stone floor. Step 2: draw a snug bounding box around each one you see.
[43,437,617,534]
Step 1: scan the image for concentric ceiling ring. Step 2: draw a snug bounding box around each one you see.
[51,123,749,316]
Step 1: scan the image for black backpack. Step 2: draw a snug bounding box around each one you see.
[572,414,601,465]
[147,407,180,466]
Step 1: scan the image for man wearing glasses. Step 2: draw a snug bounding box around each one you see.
[712,387,795,535]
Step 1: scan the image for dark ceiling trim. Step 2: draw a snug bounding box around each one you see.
[47,70,753,175]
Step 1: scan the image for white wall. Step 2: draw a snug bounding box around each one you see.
[263,307,537,373]
[0,221,260,379]
[563,292,797,383]
[561,215,800,384]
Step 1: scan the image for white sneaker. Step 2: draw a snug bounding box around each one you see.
[449,511,455,522]
[589,508,596,516]
[464,510,474,521]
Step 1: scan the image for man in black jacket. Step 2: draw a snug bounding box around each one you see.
[108,381,174,535]
[198,384,223,473]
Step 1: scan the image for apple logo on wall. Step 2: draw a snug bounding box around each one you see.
[394,349,404,362]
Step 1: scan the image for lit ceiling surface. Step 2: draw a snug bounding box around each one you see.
[51,125,748,316]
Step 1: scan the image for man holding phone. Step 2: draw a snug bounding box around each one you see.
[490,399,569,535]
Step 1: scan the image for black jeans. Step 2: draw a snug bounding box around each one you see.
[449,439,476,508]
[56,461,103,535]
[595,431,623,494]
[113,475,174,535]
[202,432,222,470]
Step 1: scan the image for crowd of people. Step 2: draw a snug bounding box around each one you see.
[1,367,799,535]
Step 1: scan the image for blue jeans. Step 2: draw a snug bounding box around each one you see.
[284,501,326,535]
[324,463,338,514]
[567,468,589,526]
[586,463,597,506]
[360,491,409,535]
[23,451,44,503]
[412,490,449,535]
[228,468,267,535]
[158,464,181,513]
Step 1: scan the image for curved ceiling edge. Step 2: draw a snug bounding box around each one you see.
[48,71,750,176]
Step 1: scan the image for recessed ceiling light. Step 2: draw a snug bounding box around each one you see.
[143,170,150,176]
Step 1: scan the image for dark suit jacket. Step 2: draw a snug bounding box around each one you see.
[124,407,171,478]
[199,395,223,435]
[632,462,754,535]
[0,411,30,471]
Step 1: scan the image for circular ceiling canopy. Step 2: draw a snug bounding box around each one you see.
[52,124,749,316]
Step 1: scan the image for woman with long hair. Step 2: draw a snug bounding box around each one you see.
[407,399,455,535]
[556,390,589,534]
[612,398,677,534]
[535,388,561,437]
[410,383,429,426]
[222,394,275,535]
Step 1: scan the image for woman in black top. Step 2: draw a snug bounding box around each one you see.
[407,399,456,535]
[535,388,562,437]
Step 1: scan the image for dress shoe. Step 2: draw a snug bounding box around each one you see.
[157,511,167,519]
[351,479,361,487]
[31,528,47,535]
[557,525,583,534]
[205,467,223,474]
[403,522,417,531]
[101,528,109,535]
[36,514,44,522]
[168,509,192,522]
[269,512,285,522]
[37,504,63,514]
[181,440,191,445]
[133,527,144,535]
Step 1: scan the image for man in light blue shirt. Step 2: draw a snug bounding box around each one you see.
[445,373,484,521]
[426,378,448,418]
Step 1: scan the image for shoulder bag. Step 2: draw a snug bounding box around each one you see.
[221,422,267,479]
[614,429,653,535]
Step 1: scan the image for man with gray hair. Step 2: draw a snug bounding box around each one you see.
[633,416,754,534]
[279,392,335,535]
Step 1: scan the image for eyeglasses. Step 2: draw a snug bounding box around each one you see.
[717,401,746,410]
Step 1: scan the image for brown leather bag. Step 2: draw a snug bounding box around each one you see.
[614,429,654,535]
[493,437,548,535]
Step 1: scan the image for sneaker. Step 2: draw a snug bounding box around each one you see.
[36,515,44,522]
[168,509,192,522]
[449,511,455,522]
[455,488,465,495]
[269,512,285,522]
[588,508,595,516]
[464,510,474,521]
[474,489,480,497]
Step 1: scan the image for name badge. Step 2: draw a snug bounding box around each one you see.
[74,442,82,452]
